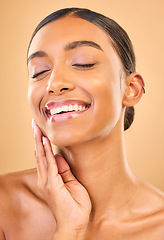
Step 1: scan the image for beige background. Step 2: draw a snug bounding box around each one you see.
[0,0,164,191]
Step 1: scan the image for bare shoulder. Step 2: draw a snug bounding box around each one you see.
[137,178,164,213]
[0,169,56,240]
[128,178,164,238]
[0,168,38,207]
[0,169,38,228]
[0,168,38,197]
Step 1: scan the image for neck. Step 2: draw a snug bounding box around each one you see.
[57,128,137,221]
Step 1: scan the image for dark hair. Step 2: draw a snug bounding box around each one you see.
[28,7,135,130]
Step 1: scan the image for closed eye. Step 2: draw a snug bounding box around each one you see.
[31,69,51,79]
[72,63,96,68]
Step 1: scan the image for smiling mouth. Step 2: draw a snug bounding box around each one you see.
[45,100,91,122]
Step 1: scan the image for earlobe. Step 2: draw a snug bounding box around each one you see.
[122,72,145,107]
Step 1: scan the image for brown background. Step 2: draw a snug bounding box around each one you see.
[0,0,164,191]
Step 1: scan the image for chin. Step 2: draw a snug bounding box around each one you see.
[39,109,123,147]
[46,128,85,147]
[46,126,109,148]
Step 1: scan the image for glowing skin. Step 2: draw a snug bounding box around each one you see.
[0,15,163,240]
[27,16,125,147]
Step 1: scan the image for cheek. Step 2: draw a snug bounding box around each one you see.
[28,86,36,114]
[28,84,44,117]
[86,74,122,134]
[82,70,121,112]
[28,83,51,137]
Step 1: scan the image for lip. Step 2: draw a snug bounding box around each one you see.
[45,99,90,110]
[44,99,91,123]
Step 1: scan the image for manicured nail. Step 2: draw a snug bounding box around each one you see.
[32,119,37,134]
[42,136,46,145]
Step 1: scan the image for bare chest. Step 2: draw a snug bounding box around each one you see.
[3,204,164,240]
[85,218,164,240]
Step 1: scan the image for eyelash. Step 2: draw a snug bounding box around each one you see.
[31,69,50,79]
[72,63,96,68]
[31,63,96,78]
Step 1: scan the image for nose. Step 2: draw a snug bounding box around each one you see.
[46,70,75,95]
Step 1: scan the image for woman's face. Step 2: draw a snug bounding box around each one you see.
[28,16,126,146]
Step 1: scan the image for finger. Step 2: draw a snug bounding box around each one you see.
[55,154,77,184]
[55,155,91,209]
[33,120,48,186]
[42,137,62,187]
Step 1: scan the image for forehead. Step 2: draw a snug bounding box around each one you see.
[28,16,113,56]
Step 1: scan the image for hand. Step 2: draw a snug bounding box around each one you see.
[32,120,91,238]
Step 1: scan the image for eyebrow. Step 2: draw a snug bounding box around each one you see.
[27,40,103,64]
[27,51,47,65]
[64,40,103,51]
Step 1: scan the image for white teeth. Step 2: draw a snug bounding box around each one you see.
[49,104,87,115]
[50,108,56,115]
[74,104,79,111]
[62,106,68,112]
[68,105,73,111]
[56,107,62,114]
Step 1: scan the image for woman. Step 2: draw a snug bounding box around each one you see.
[0,7,164,240]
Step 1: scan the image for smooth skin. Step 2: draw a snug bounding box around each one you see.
[0,16,164,240]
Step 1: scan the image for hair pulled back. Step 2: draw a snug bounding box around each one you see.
[28,8,136,131]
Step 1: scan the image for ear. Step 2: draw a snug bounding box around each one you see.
[122,72,145,107]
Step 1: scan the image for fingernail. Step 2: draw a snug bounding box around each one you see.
[42,136,46,145]
[55,154,63,162]
[32,119,36,134]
